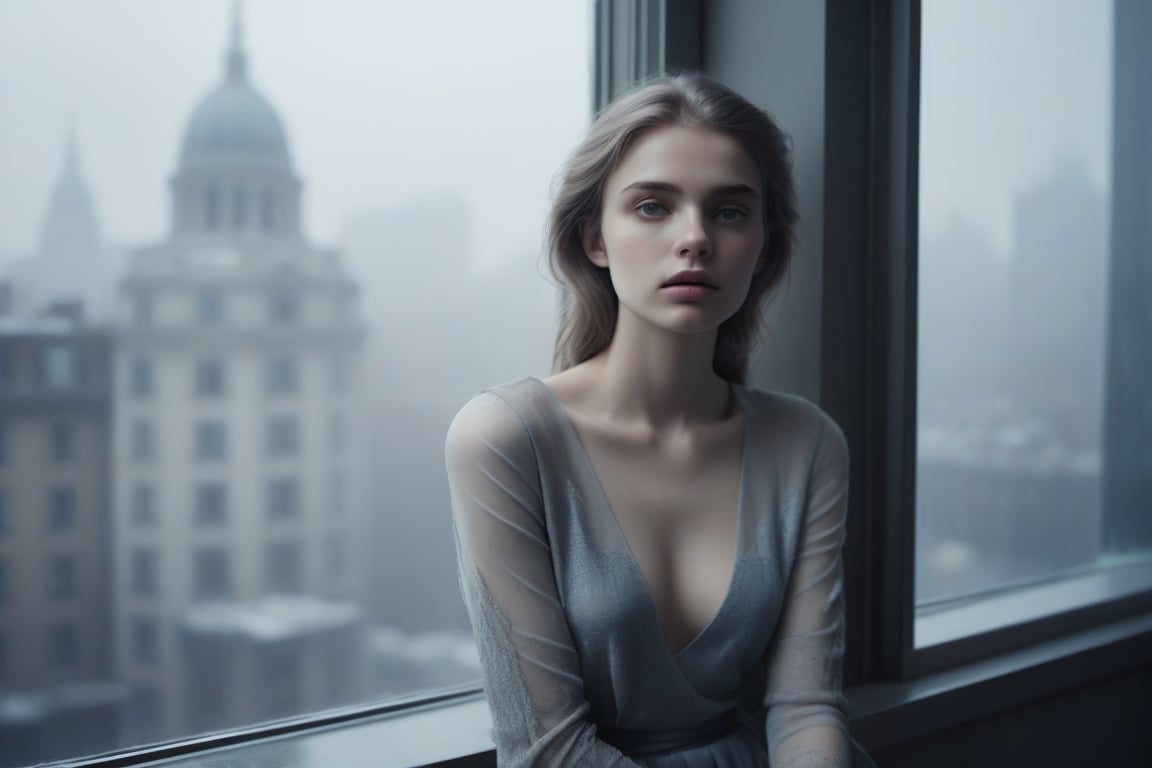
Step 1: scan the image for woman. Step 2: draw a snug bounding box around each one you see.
[445,74,868,767]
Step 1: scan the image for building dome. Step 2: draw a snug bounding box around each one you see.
[179,81,291,169]
[168,4,303,240]
[176,6,292,170]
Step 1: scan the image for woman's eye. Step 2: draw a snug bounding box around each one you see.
[715,206,747,222]
[636,202,667,217]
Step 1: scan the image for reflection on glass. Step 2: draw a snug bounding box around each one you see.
[916,0,1152,645]
[0,2,586,765]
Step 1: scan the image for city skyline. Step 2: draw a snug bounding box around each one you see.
[0,0,591,275]
[0,1,1114,271]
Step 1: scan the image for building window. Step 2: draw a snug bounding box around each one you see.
[48,623,79,670]
[130,357,154,398]
[265,539,304,594]
[132,617,158,665]
[50,422,74,463]
[44,346,76,391]
[195,421,227,462]
[48,554,77,601]
[266,477,300,522]
[196,291,224,325]
[194,359,226,398]
[131,420,155,462]
[47,486,76,532]
[266,416,299,458]
[131,548,157,597]
[194,483,228,527]
[193,547,232,600]
[131,483,156,528]
[268,291,300,325]
[266,356,298,396]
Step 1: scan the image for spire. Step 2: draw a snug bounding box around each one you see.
[225,0,247,82]
[38,125,102,263]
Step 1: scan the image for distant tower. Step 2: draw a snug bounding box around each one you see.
[1102,0,1152,551]
[40,131,103,267]
[1009,162,1107,454]
[9,130,109,319]
[112,4,366,741]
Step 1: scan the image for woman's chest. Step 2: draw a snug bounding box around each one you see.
[566,415,745,654]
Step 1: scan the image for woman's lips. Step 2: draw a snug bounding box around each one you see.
[660,283,717,300]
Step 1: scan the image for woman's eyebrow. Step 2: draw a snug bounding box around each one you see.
[619,180,760,198]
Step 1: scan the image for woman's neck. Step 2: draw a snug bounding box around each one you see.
[579,312,733,432]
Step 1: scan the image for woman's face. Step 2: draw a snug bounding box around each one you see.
[583,124,765,337]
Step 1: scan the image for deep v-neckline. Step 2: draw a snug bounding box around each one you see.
[529,377,749,659]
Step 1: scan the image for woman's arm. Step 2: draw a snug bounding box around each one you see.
[763,414,852,768]
[445,391,641,768]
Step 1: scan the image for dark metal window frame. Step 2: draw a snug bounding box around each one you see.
[821,0,1152,683]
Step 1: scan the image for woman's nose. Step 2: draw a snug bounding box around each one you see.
[675,211,710,259]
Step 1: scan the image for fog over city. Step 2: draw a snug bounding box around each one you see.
[0,0,590,272]
[0,4,586,763]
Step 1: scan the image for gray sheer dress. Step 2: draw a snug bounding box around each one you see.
[445,377,854,767]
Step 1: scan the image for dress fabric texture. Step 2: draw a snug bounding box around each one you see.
[445,377,855,767]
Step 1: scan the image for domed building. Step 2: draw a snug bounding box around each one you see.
[170,13,301,241]
[112,6,367,742]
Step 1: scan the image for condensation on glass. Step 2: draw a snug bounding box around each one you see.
[916,0,1152,647]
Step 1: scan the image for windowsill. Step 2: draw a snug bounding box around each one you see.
[915,558,1152,647]
[849,612,1152,751]
[49,613,1152,768]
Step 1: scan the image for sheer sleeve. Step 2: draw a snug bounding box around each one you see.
[445,392,641,767]
[763,415,852,768]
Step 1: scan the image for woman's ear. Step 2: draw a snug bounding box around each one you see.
[580,219,609,268]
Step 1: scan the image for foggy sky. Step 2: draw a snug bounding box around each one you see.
[0,0,590,273]
[919,0,1111,255]
[0,0,1111,267]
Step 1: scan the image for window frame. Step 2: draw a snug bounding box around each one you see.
[820,0,1152,682]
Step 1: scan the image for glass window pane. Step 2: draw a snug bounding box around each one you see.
[130,356,154,397]
[193,359,226,398]
[131,483,156,528]
[0,1,588,762]
[916,0,1152,647]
